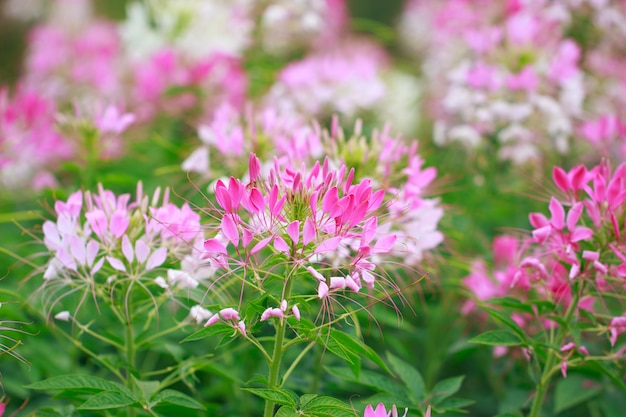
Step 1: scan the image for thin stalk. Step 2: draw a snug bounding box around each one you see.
[280,341,316,386]
[528,288,581,417]
[263,277,294,417]
[124,282,138,417]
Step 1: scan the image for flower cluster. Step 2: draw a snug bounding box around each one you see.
[463,161,626,362]
[41,183,203,316]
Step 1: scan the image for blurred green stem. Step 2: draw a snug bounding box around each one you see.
[263,277,294,417]
[528,288,580,417]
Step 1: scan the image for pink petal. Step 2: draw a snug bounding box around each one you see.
[307,266,324,281]
[146,247,167,270]
[292,305,300,321]
[135,239,150,264]
[553,166,570,192]
[569,165,587,190]
[303,217,316,245]
[570,227,593,242]
[532,226,551,243]
[330,277,346,289]
[86,210,108,237]
[215,180,232,212]
[110,211,129,239]
[561,361,568,378]
[204,314,220,327]
[221,214,239,243]
[219,307,240,321]
[248,188,265,213]
[107,256,126,272]
[318,281,329,299]
[314,236,342,254]
[69,236,86,266]
[322,186,339,213]
[274,236,290,252]
[249,153,261,182]
[373,234,397,254]
[549,197,565,230]
[566,203,583,231]
[204,238,228,254]
[122,235,134,263]
[286,220,300,245]
[529,212,549,229]
[86,240,99,267]
[251,237,272,254]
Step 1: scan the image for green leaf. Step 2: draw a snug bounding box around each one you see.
[152,389,205,410]
[588,361,626,392]
[181,323,234,343]
[275,406,299,417]
[77,391,136,410]
[554,374,602,414]
[25,375,130,395]
[242,388,298,407]
[435,397,475,412]
[483,307,528,341]
[134,378,160,403]
[431,376,464,404]
[320,329,361,376]
[386,353,425,403]
[302,396,355,417]
[469,330,524,346]
[299,394,318,407]
[326,367,403,394]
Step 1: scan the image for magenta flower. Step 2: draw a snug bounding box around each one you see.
[364,403,408,417]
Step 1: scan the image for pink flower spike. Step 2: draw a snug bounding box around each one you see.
[561,361,568,378]
[561,342,576,352]
[292,305,301,321]
[204,238,228,255]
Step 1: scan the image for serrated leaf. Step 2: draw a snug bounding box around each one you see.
[181,323,234,343]
[554,374,602,414]
[386,353,425,404]
[77,391,136,410]
[25,375,131,396]
[431,376,464,403]
[152,389,205,410]
[275,406,299,417]
[242,388,298,407]
[469,330,524,346]
[299,394,318,407]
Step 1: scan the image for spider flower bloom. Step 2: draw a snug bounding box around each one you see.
[41,182,203,313]
[202,153,397,301]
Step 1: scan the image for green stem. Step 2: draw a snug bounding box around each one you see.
[125,285,138,417]
[528,288,581,417]
[263,277,294,417]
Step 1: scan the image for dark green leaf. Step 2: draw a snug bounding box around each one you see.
[275,406,299,417]
[25,375,131,396]
[483,308,528,341]
[152,389,205,410]
[242,388,298,407]
[469,330,524,346]
[77,391,136,410]
[431,376,464,403]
